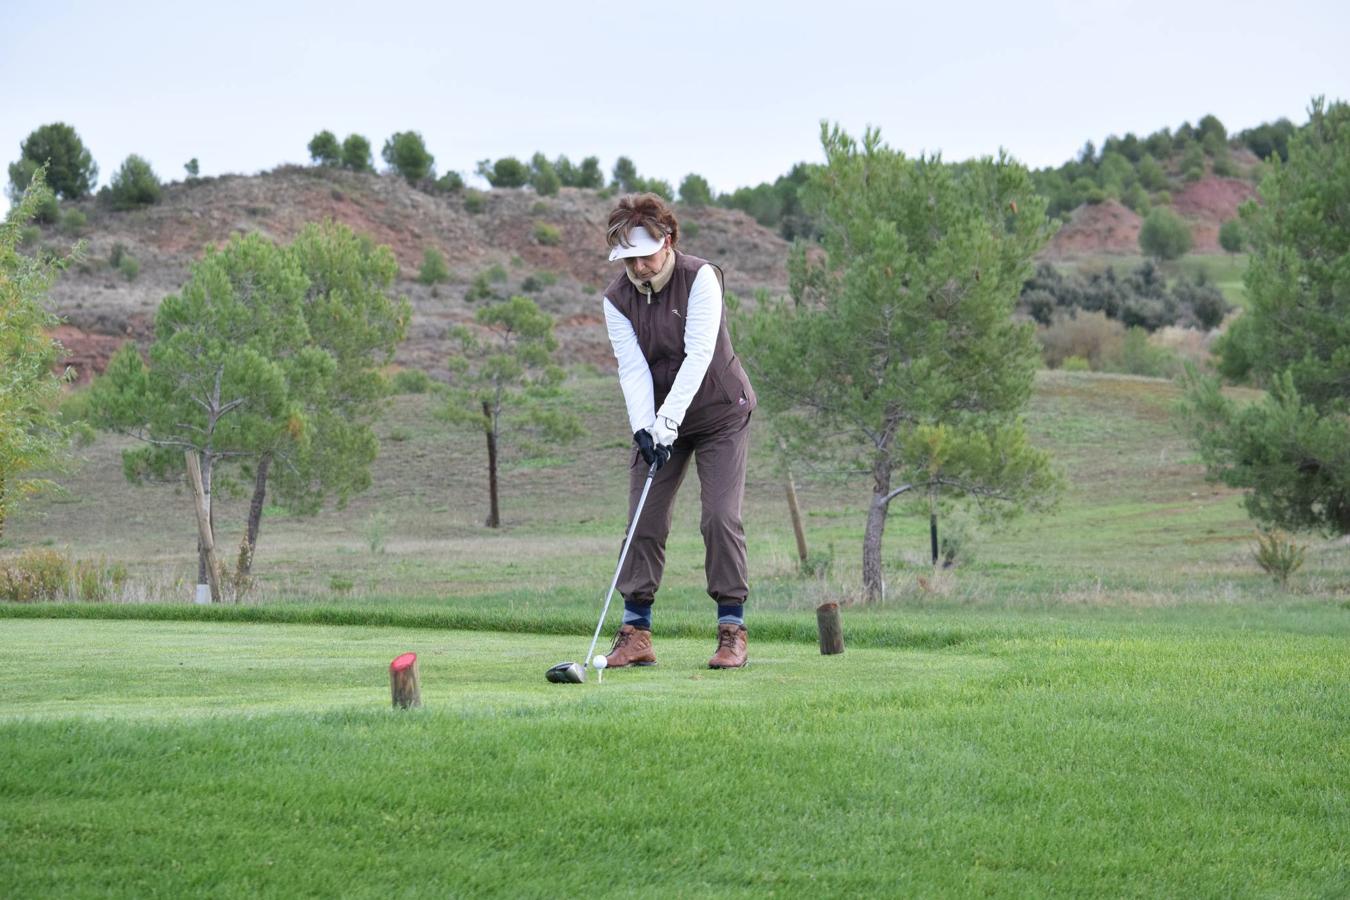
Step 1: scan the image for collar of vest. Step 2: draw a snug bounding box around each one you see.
[624,245,678,296]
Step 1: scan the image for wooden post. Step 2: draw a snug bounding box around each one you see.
[390,652,421,709]
[184,451,223,604]
[816,602,844,655]
[483,400,500,529]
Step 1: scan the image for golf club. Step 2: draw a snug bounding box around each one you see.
[546,459,660,683]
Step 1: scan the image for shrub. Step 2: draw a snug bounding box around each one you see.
[308,130,341,166]
[1218,219,1243,253]
[463,190,486,214]
[0,549,69,601]
[679,173,713,207]
[1139,208,1192,261]
[8,123,98,200]
[58,207,87,236]
[1060,355,1091,372]
[1037,310,1125,369]
[521,271,557,293]
[341,134,374,172]
[419,247,450,285]
[486,264,508,283]
[363,512,390,555]
[391,369,433,394]
[106,155,161,209]
[1101,327,1179,377]
[1121,183,1150,214]
[118,253,140,281]
[1252,530,1305,586]
[466,271,494,302]
[108,242,127,268]
[382,131,434,184]
[184,158,200,178]
[1136,154,1168,191]
[434,171,464,194]
[533,222,562,245]
[75,558,128,602]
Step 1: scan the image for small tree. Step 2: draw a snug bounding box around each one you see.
[8,123,97,201]
[529,153,561,197]
[1138,208,1192,261]
[184,158,200,179]
[241,221,409,566]
[574,156,604,189]
[88,233,313,594]
[105,155,162,210]
[476,157,529,188]
[0,172,71,540]
[736,126,1059,601]
[611,156,639,192]
[442,296,579,528]
[308,131,341,166]
[341,134,374,172]
[1179,98,1350,536]
[382,132,434,184]
[679,173,713,207]
[1218,219,1243,253]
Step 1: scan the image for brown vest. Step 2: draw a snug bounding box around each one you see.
[605,251,756,436]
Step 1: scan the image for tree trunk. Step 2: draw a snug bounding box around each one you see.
[483,400,500,529]
[0,471,7,542]
[929,486,940,567]
[242,453,272,575]
[185,451,223,604]
[784,468,809,569]
[862,458,891,603]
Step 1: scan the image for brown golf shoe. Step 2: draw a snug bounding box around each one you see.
[605,624,657,668]
[708,623,748,669]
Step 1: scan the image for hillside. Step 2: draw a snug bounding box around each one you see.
[37,167,791,381]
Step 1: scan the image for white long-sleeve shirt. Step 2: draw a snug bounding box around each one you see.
[603,264,723,435]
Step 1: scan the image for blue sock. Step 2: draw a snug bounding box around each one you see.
[622,601,652,631]
[717,603,744,628]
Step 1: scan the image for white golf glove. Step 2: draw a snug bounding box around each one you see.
[651,415,679,448]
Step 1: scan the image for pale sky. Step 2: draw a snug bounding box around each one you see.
[3,0,1346,213]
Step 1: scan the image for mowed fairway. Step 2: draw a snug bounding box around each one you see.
[1,613,1346,898]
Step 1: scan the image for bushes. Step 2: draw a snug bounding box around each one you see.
[105,155,161,210]
[1019,262,1228,331]
[419,247,450,285]
[1036,313,1183,376]
[1139,208,1193,261]
[1218,219,1243,253]
[528,153,561,197]
[390,369,433,394]
[533,222,561,246]
[0,550,128,603]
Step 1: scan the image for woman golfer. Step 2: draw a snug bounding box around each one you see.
[600,193,756,670]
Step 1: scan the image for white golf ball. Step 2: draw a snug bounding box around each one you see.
[592,654,608,669]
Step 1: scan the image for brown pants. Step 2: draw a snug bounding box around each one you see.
[617,412,751,606]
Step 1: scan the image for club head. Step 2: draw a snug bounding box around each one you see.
[545,661,585,684]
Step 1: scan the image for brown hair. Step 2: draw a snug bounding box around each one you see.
[606,193,679,252]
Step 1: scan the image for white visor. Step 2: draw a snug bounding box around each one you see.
[608,227,667,261]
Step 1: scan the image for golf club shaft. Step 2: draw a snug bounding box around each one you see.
[583,460,659,668]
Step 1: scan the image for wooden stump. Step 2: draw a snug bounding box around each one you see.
[816,602,844,655]
[390,652,421,709]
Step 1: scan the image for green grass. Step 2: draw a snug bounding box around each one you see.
[1,614,1345,897]
[5,370,1349,896]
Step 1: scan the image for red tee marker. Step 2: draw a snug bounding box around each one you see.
[389,652,421,709]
